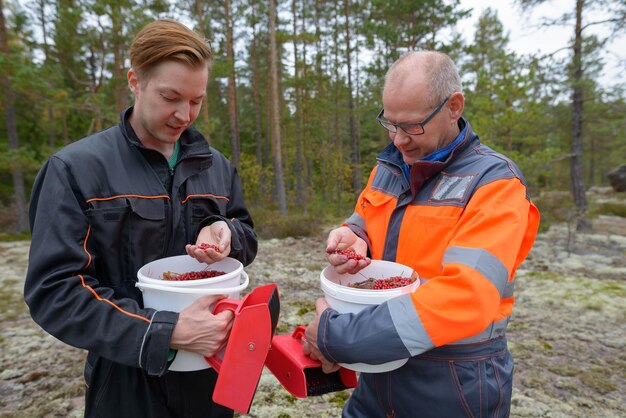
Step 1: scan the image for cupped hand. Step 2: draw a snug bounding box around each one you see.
[186,220,232,264]
[325,226,371,274]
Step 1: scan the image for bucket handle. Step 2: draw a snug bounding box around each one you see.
[212,298,243,315]
[291,325,307,341]
[135,271,249,294]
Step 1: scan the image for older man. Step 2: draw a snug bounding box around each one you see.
[305,51,540,417]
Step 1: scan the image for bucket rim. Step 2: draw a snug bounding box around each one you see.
[320,274,418,304]
[137,255,243,287]
[136,271,249,294]
[320,260,419,302]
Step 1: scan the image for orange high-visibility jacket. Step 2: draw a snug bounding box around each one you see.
[319,119,540,364]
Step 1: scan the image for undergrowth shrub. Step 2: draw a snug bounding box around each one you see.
[250,206,341,239]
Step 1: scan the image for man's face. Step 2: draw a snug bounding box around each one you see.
[128,61,208,153]
[381,80,455,166]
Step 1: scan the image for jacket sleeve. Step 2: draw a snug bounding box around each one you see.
[318,177,540,365]
[198,166,257,267]
[24,156,176,376]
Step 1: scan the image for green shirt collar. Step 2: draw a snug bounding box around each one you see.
[168,141,180,170]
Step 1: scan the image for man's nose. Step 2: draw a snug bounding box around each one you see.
[174,102,191,123]
[391,129,411,146]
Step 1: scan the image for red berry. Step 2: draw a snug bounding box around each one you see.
[198,243,220,252]
[371,276,414,289]
[333,247,365,261]
[162,270,226,281]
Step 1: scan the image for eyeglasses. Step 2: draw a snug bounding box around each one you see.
[376,96,450,136]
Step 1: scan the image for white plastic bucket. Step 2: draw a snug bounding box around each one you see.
[137,255,243,289]
[320,260,419,373]
[136,271,249,371]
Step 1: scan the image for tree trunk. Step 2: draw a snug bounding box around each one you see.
[292,0,304,208]
[224,0,240,168]
[250,18,264,200]
[194,0,211,142]
[343,0,361,198]
[571,0,590,231]
[111,7,128,114]
[62,108,70,145]
[315,0,328,203]
[86,31,105,134]
[269,0,287,215]
[300,0,309,214]
[332,0,342,212]
[354,10,363,195]
[588,136,596,187]
[0,0,29,232]
[36,0,57,149]
[265,81,272,200]
[46,106,56,148]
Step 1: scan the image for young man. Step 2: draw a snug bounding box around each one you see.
[304,51,540,417]
[24,19,256,417]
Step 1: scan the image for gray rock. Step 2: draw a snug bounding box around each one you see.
[3,228,626,418]
[607,164,626,192]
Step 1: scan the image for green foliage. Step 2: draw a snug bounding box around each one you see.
[1,0,625,235]
[590,200,626,218]
[463,9,565,199]
[250,205,329,239]
[0,230,31,241]
[533,191,576,232]
[580,367,618,394]
[296,302,315,316]
[329,390,350,407]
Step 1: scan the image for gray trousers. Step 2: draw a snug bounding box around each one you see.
[343,336,513,418]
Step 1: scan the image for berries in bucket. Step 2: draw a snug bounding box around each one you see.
[347,275,416,290]
[137,255,243,288]
[319,259,419,373]
[162,269,227,281]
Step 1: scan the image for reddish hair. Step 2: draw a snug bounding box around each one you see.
[130,19,212,80]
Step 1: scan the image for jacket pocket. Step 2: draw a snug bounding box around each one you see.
[361,189,395,210]
[361,188,395,225]
[86,197,168,286]
[185,195,228,239]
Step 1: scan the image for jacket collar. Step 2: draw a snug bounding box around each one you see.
[377,117,479,192]
[118,107,213,161]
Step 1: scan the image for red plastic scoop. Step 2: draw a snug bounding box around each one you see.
[265,325,358,398]
[206,283,280,414]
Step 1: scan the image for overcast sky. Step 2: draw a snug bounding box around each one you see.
[455,0,625,88]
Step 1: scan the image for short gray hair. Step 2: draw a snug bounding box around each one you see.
[385,50,462,105]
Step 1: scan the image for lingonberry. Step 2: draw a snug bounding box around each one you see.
[333,247,366,261]
[347,275,415,290]
[371,276,414,290]
[162,270,226,281]
[198,243,220,252]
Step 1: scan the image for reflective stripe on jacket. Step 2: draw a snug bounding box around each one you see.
[319,118,540,365]
[24,108,257,376]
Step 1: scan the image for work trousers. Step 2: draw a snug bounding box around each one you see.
[83,353,233,418]
[343,336,513,418]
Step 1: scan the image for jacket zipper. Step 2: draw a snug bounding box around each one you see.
[161,167,175,257]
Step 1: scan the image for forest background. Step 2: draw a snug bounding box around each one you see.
[1,0,625,238]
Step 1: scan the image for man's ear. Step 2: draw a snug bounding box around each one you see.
[128,68,139,95]
[448,91,465,120]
